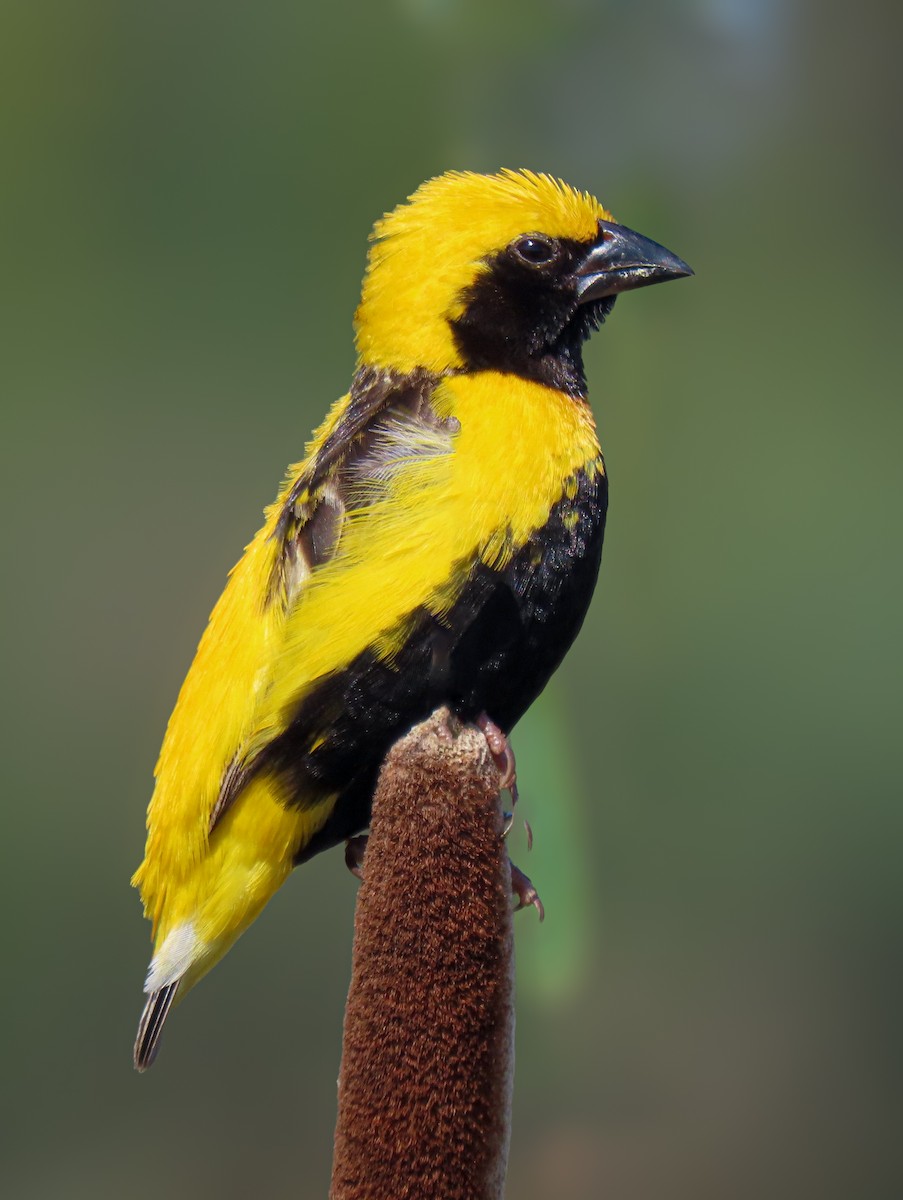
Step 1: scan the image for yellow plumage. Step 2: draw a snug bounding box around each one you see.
[133,374,601,983]
[132,169,690,1068]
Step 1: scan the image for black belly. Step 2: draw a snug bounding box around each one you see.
[252,463,607,864]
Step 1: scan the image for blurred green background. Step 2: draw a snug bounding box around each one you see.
[2,1,900,1196]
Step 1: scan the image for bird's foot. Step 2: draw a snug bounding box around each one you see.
[476,712,519,807]
[510,861,544,921]
[344,834,369,880]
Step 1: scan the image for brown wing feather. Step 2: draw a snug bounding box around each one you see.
[266,367,441,612]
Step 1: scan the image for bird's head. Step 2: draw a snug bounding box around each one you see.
[355,169,691,396]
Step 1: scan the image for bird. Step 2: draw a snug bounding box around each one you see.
[132,169,691,1069]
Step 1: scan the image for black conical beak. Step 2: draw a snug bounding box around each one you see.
[575,220,693,303]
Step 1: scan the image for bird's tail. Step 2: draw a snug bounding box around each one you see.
[134,980,181,1071]
[132,777,314,1070]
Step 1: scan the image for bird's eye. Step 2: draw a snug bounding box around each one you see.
[513,235,557,266]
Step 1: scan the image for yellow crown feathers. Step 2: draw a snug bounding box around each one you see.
[355,170,613,375]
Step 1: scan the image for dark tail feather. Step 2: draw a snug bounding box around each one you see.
[133,980,180,1071]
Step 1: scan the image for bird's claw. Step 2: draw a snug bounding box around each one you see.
[344,834,369,880]
[510,861,544,921]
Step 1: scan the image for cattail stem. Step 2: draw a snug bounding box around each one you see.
[330,708,515,1200]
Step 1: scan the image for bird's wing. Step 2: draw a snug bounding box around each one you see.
[207,367,459,830]
[138,368,457,883]
[266,367,456,615]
